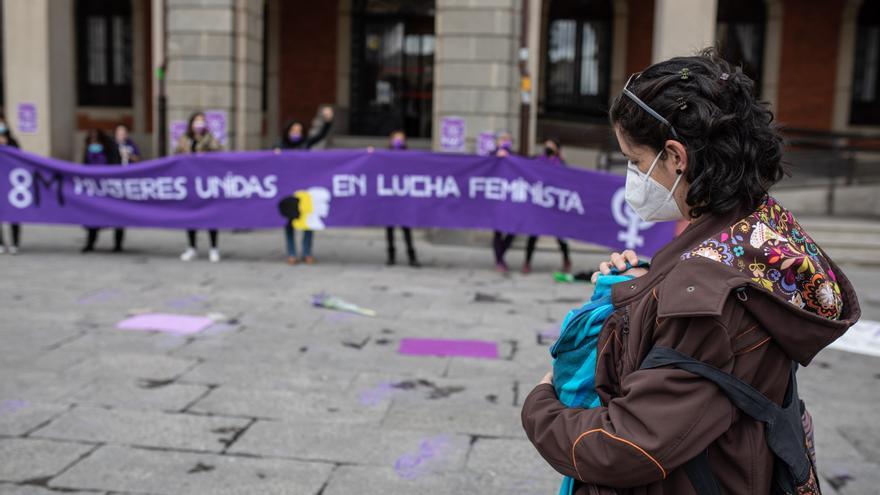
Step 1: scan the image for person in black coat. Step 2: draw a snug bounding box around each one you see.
[274,106,334,151]
[81,129,125,253]
[275,106,334,265]
[0,115,21,254]
[384,130,420,267]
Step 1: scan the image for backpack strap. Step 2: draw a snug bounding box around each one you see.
[640,347,813,494]
[682,451,722,495]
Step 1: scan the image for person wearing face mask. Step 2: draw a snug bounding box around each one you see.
[383,130,420,267]
[81,129,124,253]
[112,123,141,166]
[522,49,859,495]
[522,138,572,275]
[274,106,334,152]
[0,116,21,254]
[275,107,335,265]
[492,131,518,273]
[176,112,223,262]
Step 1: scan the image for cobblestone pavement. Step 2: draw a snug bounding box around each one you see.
[1,226,878,494]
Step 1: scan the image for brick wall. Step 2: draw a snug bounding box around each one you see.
[776,0,845,130]
[277,0,338,136]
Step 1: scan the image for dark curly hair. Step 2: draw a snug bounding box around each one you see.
[609,48,785,219]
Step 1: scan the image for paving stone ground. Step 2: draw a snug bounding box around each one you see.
[1,225,878,494]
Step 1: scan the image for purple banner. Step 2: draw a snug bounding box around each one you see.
[0,147,675,255]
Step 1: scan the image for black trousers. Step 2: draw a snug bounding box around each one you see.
[0,224,20,247]
[187,230,218,249]
[84,227,124,250]
[493,231,515,264]
[386,227,416,261]
[525,236,570,265]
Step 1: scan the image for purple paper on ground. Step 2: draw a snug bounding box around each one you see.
[116,313,214,335]
[398,338,498,359]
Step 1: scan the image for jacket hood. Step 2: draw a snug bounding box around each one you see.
[615,197,861,365]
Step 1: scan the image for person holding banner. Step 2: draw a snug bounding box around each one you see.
[492,131,517,273]
[522,138,572,275]
[275,107,334,265]
[0,115,21,254]
[384,130,421,268]
[81,129,125,253]
[176,112,224,262]
[522,49,860,495]
[274,106,334,152]
[112,123,141,166]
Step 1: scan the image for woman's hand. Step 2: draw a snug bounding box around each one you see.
[591,249,648,283]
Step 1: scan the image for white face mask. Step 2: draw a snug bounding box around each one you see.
[624,149,685,222]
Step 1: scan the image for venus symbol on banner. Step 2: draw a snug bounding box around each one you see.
[611,187,654,249]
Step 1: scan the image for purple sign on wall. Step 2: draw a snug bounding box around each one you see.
[205,110,228,147]
[169,120,187,154]
[477,131,496,156]
[439,116,466,152]
[17,103,37,134]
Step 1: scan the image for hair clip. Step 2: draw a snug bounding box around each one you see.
[720,72,730,81]
[676,96,688,110]
[679,68,691,80]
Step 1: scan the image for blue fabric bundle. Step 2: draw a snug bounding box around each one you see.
[551,272,636,495]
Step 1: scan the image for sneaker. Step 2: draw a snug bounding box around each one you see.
[495,262,509,274]
[180,248,197,261]
[209,249,221,263]
[81,245,95,254]
[521,263,531,275]
[8,246,18,255]
[303,256,315,265]
[287,256,298,266]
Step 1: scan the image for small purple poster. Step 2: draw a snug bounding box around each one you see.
[439,116,466,152]
[17,103,37,134]
[205,110,228,147]
[169,120,187,154]
[477,131,496,156]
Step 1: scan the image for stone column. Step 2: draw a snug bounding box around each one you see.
[2,0,76,158]
[165,0,263,151]
[652,0,717,62]
[433,0,522,151]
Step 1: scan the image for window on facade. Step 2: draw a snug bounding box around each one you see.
[716,0,765,96]
[350,0,435,137]
[851,2,880,125]
[542,0,613,119]
[76,0,133,107]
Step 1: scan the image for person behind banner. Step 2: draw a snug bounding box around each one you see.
[492,131,517,273]
[521,49,859,495]
[522,138,573,275]
[276,107,334,265]
[383,129,421,268]
[81,129,125,253]
[113,123,141,166]
[273,106,334,153]
[0,116,22,254]
[176,112,224,263]
[0,115,22,255]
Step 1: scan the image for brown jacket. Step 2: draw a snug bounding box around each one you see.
[522,197,860,494]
